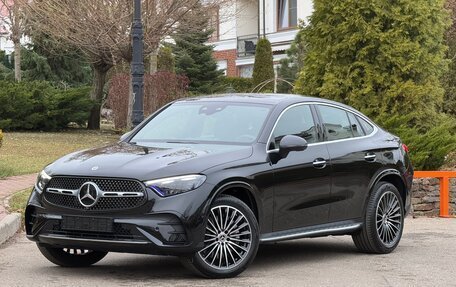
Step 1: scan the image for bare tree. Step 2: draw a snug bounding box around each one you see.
[24,0,232,130]
[0,0,26,81]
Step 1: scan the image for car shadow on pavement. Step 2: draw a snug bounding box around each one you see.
[34,238,360,282]
[253,237,359,270]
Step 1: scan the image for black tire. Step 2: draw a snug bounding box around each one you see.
[352,181,404,254]
[37,244,107,267]
[181,195,259,278]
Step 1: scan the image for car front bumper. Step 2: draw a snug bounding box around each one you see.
[25,184,214,255]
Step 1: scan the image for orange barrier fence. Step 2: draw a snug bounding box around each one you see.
[414,171,456,218]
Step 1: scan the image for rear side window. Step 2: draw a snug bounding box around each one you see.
[270,105,318,149]
[347,112,365,137]
[357,116,374,135]
[317,105,353,141]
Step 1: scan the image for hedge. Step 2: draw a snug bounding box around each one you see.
[220,77,254,93]
[0,81,93,131]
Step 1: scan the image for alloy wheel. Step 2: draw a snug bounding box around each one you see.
[198,205,252,270]
[63,248,92,255]
[376,191,402,247]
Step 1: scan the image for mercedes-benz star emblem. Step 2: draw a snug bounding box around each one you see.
[78,182,100,208]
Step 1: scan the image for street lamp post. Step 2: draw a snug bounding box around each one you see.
[131,0,145,128]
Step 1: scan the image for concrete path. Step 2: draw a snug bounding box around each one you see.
[0,218,455,286]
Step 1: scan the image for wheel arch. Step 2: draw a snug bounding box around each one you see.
[367,169,407,208]
[210,180,261,224]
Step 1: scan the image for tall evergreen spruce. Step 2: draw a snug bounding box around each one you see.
[294,0,455,169]
[252,38,275,92]
[173,19,223,95]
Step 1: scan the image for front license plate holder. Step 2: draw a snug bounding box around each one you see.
[61,216,113,233]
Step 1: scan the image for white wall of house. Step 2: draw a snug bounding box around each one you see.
[219,2,237,41]
[236,0,258,37]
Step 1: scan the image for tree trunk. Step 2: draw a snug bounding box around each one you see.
[149,51,158,74]
[13,41,21,82]
[127,73,134,130]
[87,65,110,130]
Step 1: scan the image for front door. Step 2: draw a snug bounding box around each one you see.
[270,104,331,231]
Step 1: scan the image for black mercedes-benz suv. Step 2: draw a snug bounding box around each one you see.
[25,94,413,278]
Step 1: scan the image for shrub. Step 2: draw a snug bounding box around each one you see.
[381,114,456,170]
[219,77,254,93]
[0,81,93,131]
[0,129,3,149]
[252,38,275,92]
[157,46,175,72]
[108,72,189,129]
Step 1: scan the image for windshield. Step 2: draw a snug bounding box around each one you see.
[131,101,272,144]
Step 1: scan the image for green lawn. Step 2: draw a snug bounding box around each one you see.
[8,188,32,224]
[0,129,119,178]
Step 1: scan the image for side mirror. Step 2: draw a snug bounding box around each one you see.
[120,131,132,141]
[278,135,308,158]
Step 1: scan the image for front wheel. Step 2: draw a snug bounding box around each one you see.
[181,195,259,278]
[352,181,404,254]
[37,244,107,267]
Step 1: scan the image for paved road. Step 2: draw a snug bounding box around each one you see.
[1,218,455,287]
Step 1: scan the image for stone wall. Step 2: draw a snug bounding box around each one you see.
[411,178,456,217]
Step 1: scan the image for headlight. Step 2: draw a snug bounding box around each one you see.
[35,170,51,194]
[145,174,206,197]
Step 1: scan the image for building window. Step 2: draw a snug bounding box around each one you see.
[208,6,220,42]
[278,0,297,30]
[216,60,227,76]
[239,65,254,78]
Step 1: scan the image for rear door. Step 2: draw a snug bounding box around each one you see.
[270,104,332,231]
[315,104,383,221]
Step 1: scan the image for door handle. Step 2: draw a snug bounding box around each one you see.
[313,158,327,169]
[364,153,376,162]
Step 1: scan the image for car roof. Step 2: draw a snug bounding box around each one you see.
[176,93,358,112]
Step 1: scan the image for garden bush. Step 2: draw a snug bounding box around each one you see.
[220,77,254,93]
[0,81,93,131]
[108,72,189,129]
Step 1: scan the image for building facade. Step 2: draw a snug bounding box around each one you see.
[209,0,313,78]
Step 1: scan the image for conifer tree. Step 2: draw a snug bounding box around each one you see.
[295,0,449,127]
[294,0,456,169]
[173,17,223,95]
[252,38,274,92]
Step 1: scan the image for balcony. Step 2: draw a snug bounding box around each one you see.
[237,34,258,57]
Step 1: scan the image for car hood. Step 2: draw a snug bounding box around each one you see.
[46,142,253,181]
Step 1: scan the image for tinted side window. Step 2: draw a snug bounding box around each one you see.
[357,116,374,135]
[318,105,353,141]
[347,112,365,137]
[270,105,317,149]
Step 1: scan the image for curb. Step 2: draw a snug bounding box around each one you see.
[0,213,21,245]
[0,190,28,246]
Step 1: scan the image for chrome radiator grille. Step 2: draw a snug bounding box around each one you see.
[43,177,147,211]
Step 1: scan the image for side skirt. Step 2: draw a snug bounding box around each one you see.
[260,219,363,243]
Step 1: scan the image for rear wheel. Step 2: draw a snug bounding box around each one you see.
[352,181,404,253]
[181,195,259,278]
[37,244,107,267]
